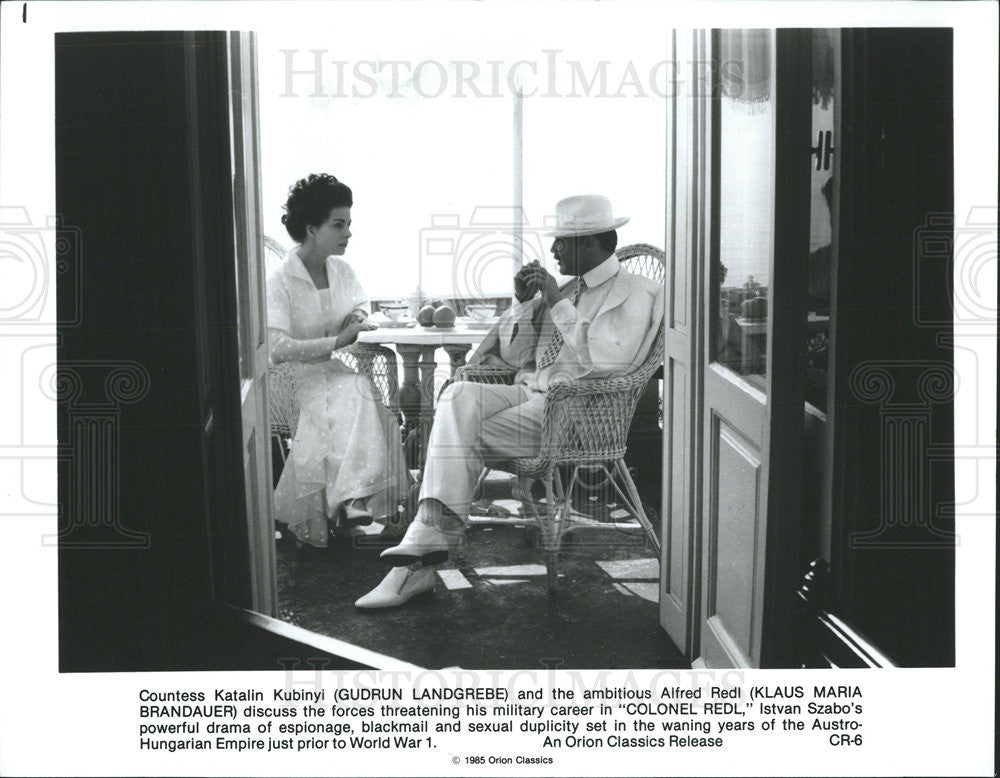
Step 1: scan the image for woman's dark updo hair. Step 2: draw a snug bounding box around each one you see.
[281,174,353,242]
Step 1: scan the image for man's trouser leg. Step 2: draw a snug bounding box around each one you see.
[419,381,543,522]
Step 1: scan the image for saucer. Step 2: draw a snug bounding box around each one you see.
[459,317,499,329]
[377,319,417,328]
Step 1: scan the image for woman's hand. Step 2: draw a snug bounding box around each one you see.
[341,310,368,329]
[334,317,378,349]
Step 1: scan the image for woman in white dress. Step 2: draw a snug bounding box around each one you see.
[267,174,409,547]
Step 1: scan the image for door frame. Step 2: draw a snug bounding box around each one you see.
[756,27,813,667]
[227,31,278,617]
[659,28,709,661]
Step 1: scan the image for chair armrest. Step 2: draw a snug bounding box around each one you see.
[545,370,652,402]
[268,362,298,437]
[344,342,397,378]
[349,342,396,358]
[436,363,517,402]
[510,327,664,474]
[536,373,654,466]
[338,343,400,413]
[453,364,518,385]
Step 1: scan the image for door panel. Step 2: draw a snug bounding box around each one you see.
[662,358,688,614]
[704,413,762,667]
[699,29,775,668]
[698,29,811,668]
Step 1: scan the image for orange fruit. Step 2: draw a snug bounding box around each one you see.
[417,305,436,327]
[432,305,456,328]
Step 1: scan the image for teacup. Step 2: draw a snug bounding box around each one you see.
[381,302,409,321]
[465,303,496,322]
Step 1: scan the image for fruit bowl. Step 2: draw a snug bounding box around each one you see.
[465,303,497,322]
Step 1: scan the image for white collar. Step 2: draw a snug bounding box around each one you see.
[580,253,620,288]
[286,246,334,283]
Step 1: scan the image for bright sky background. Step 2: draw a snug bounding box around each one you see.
[257,2,670,298]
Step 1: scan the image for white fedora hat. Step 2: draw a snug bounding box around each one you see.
[544,194,630,238]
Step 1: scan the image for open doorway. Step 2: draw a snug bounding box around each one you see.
[241,9,678,669]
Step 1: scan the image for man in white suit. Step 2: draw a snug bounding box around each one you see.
[356,195,664,609]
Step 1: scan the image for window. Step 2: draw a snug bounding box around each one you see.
[711,29,775,387]
[257,5,668,299]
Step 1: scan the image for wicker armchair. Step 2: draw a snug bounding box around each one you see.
[429,243,667,590]
[617,242,666,284]
[451,325,664,591]
[616,243,666,466]
[269,345,401,463]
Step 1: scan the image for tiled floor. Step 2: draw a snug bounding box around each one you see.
[274,474,688,670]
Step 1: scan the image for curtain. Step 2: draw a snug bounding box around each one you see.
[719,29,771,112]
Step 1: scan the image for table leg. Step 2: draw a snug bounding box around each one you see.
[396,344,424,468]
[398,344,441,467]
[442,344,472,376]
[393,341,477,468]
[416,346,439,465]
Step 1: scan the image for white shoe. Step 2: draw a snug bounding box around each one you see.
[354,565,437,610]
[379,521,454,567]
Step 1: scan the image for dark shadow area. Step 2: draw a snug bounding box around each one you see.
[276,523,686,671]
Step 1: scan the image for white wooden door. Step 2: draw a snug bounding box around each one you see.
[696,29,811,668]
[658,30,708,657]
[228,32,277,616]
